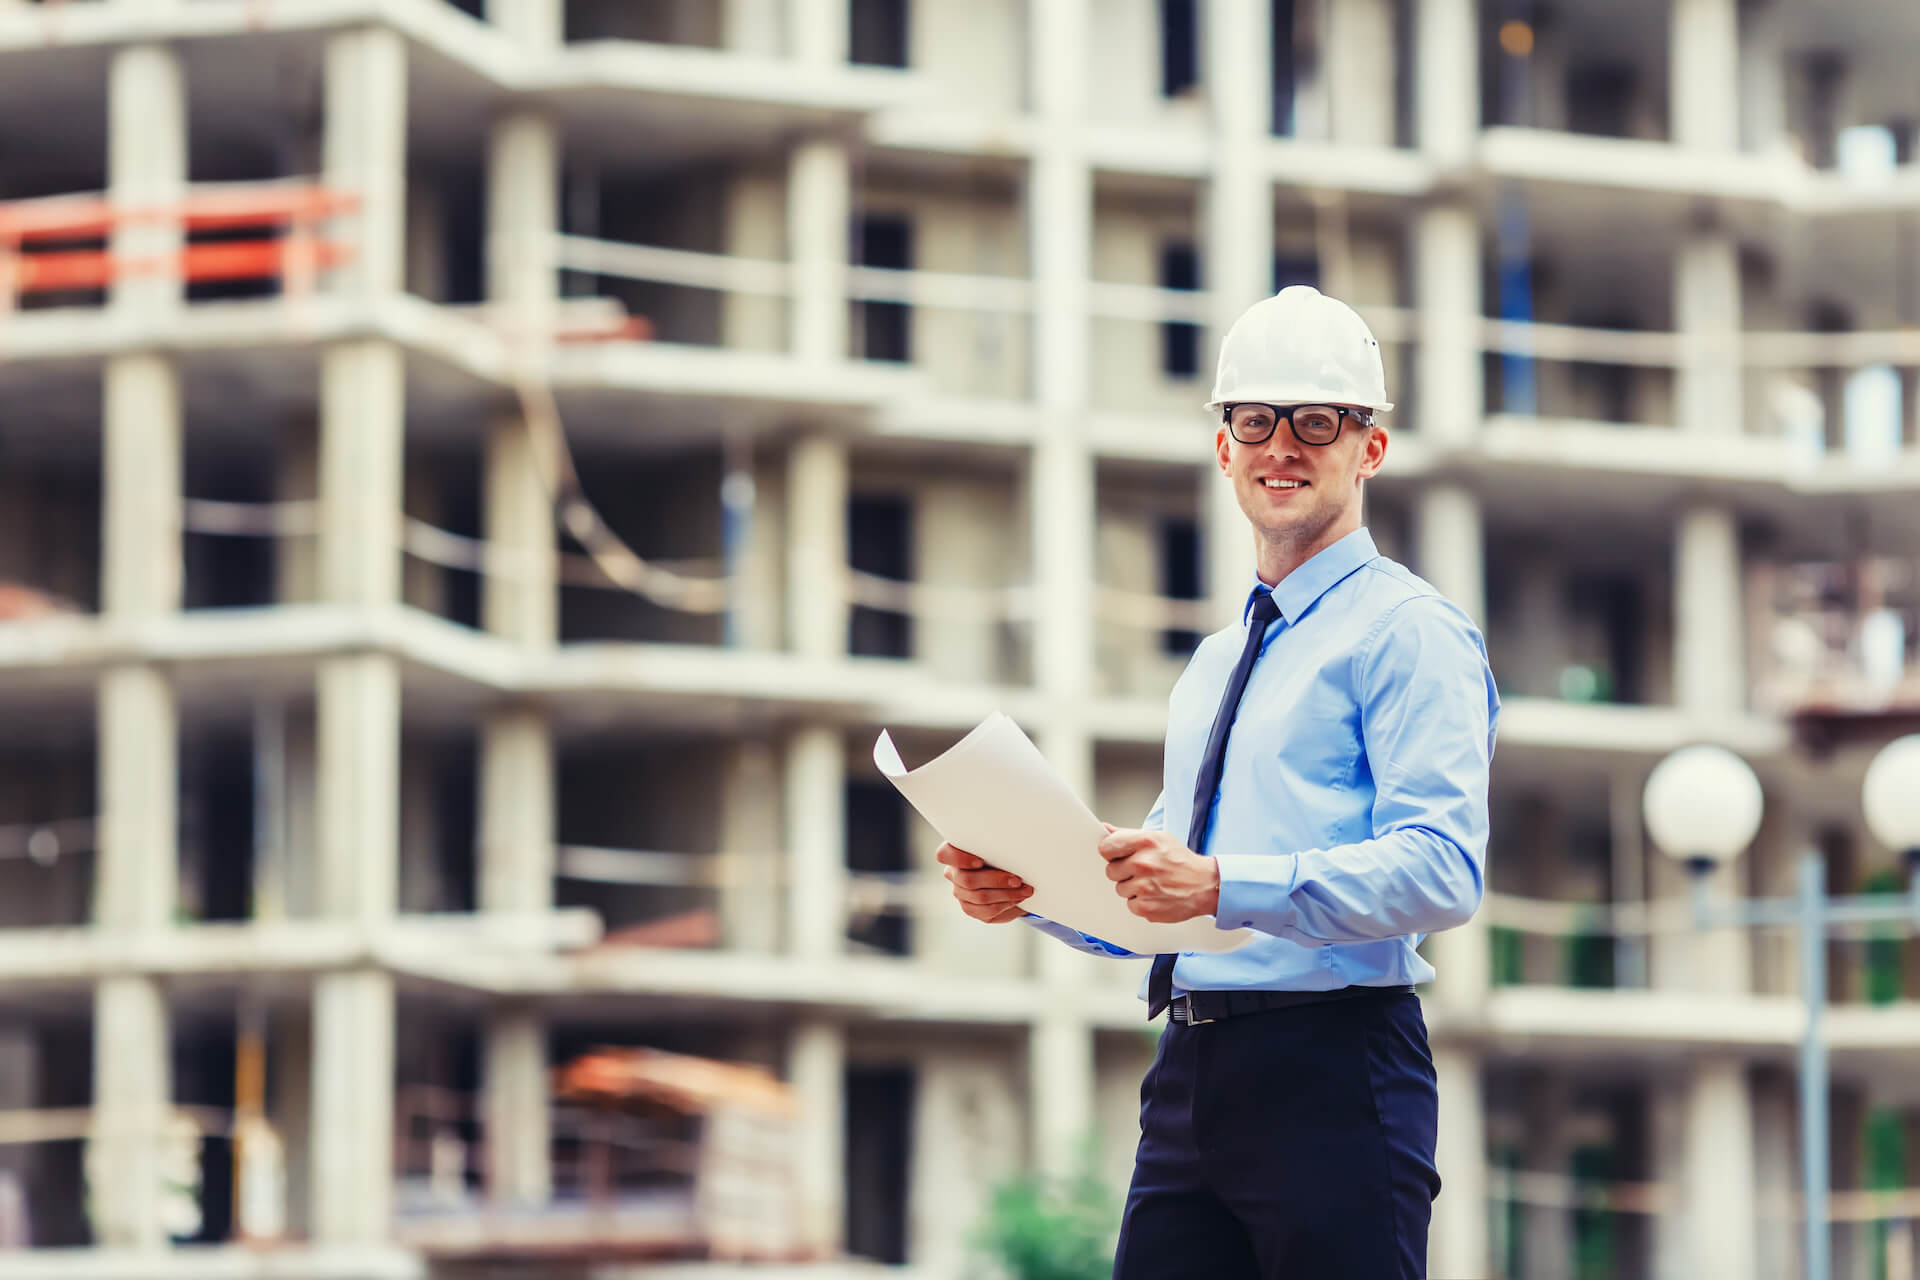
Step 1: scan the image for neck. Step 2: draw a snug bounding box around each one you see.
[1253,510,1362,587]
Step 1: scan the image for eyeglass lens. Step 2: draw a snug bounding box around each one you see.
[1228,404,1346,446]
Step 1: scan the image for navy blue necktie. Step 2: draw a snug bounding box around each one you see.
[1147,589,1281,1020]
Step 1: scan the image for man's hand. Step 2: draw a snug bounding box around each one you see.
[936,842,1033,924]
[1098,827,1220,923]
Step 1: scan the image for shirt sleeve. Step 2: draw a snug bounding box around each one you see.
[1019,788,1168,959]
[1213,597,1498,946]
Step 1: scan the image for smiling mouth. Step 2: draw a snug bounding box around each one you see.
[1260,479,1308,490]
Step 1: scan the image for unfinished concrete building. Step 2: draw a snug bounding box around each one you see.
[0,0,1918,1276]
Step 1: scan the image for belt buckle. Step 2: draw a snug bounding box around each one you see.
[1172,995,1215,1026]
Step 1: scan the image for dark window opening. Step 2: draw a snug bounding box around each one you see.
[1271,0,1296,134]
[445,0,483,15]
[1160,242,1201,378]
[1565,572,1643,705]
[854,213,913,362]
[845,1065,914,1264]
[849,494,913,659]
[1161,0,1200,98]
[1566,65,1637,139]
[1273,254,1319,295]
[1158,518,1203,656]
[443,167,486,306]
[850,0,910,68]
[844,781,911,956]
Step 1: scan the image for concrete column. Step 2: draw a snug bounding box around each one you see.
[321,343,405,607]
[1417,0,1480,169]
[1204,0,1271,627]
[1327,0,1396,147]
[309,969,394,1243]
[719,741,783,949]
[788,1020,844,1254]
[324,27,407,298]
[1414,485,1485,626]
[483,1007,550,1204]
[487,111,559,342]
[1414,205,1483,445]
[277,417,320,605]
[788,141,850,363]
[1672,0,1741,150]
[93,50,184,1238]
[1429,1047,1489,1280]
[1674,505,1745,715]
[1676,230,1744,435]
[483,417,558,648]
[270,1009,312,1240]
[1684,1058,1757,1278]
[1739,0,1787,154]
[88,977,172,1248]
[316,655,400,922]
[486,0,562,49]
[785,726,846,960]
[786,434,849,659]
[478,707,554,915]
[108,42,185,317]
[790,0,847,65]
[1029,1015,1095,1180]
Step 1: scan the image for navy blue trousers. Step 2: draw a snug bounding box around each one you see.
[1114,990,1441,1279]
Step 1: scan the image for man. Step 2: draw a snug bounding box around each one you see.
[937,286,1498,1278]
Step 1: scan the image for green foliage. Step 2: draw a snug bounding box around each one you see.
[971,1152,1120,1280]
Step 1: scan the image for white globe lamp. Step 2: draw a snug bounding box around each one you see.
[1862,735,1920,871]
[1643,744,1765,874]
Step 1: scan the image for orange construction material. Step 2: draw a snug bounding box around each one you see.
[0,185,358,244]
[9,240,354,294]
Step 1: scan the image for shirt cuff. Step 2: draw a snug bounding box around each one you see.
[1213,853,1302,936]
[1020,914,1139,958]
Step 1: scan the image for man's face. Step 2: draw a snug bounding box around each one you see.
[1214,405,1388,547]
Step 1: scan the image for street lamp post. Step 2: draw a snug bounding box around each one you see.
[1645,735,1920,1280]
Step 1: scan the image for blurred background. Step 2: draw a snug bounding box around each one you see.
[0,0,1918,1277]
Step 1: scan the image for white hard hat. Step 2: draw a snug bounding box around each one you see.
[1205,285,1394,416]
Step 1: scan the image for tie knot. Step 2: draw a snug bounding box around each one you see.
[1249,591,1279,625]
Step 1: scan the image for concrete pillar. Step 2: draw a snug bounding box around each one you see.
[1414,204,1483,444]
[309,969,394,1243]
[93,46,185,1239]
[487,111,559,342]
[270,1009,312,1240]
[1204,0,1271,626]
[478,708,553,916]
[324,27,408,298]
[788,1020,844,1254]
[483,1007,549,1204]
[1327,0,1396,147]
[483,418,558,648]
[1672,0,1741,150]
[788,141,850,363]
[108,42,185,317]
[1676,230,1744,435]
[1029,1015,1095,1180]
[1674,505,1745,715]
[1429,1047,1489,1280]
[1417,0,1479,169]
[1739,0,1787,154]
[316,655,400,922]
[790,0,847,65]
[1684,1058,1757,1278]
[786,434,849,659]
[719,741,783,949]
[486,0,562,49]
[1415,486,1485,626]
[277,417,320,605]
[785,726,846,960]
[88,977,172,1248]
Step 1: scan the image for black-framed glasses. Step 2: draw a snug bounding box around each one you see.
[1223,403,1373,447]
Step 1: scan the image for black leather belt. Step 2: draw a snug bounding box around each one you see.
[1167,984,1415,1025]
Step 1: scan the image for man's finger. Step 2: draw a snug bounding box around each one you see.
[1097,829,1153,860]
[951,868,1025,892]
[956,885,1033,907]
[935,842,986,870]
[1104,857,1135,883]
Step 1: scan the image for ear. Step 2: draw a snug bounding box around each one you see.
[1214,424,1233,476]
[1356,423,1389,479]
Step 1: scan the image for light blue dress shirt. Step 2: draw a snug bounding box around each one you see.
[1025,527,1499,997]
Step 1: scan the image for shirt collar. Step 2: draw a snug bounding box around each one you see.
[1242,527,1379,626]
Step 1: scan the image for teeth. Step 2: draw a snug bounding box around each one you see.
[1262,479,1305,489]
